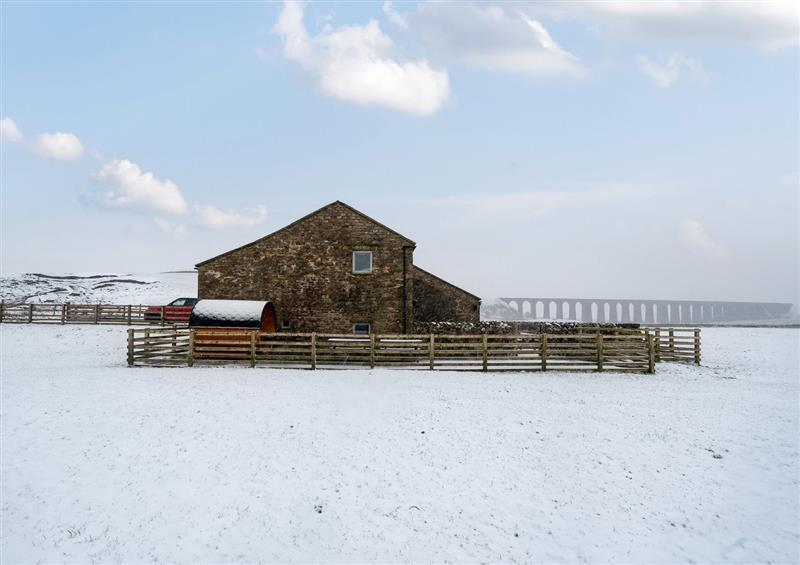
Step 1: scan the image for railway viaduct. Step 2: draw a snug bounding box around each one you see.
[498,298,794,324]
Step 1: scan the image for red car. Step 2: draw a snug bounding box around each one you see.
[144,297,198,322]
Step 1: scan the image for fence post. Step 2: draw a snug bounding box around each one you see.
[596,334,604,372]
[94,304,100,324]
[0,299,4,323]
[369,334,375,369]
[250,331,257,368]
[693,328,701,365]
[127,328,134,366]
[668,328,675,357]
[188,330,195,367]
[646,331,655,374]
[160,306,165,326]
[654,328,661,362]
[28,303,34,323]
[482,333,488,372]
[127,304,132,325]
[311,332,317,370]
[429,334,435,370]
[60,303,66,324]
[541,334,548,372]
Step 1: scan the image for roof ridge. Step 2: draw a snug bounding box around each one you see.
[195,201,415,267]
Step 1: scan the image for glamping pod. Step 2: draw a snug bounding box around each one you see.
[189,299,277,333]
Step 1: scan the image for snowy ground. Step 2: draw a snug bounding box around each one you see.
[1,325,798,564]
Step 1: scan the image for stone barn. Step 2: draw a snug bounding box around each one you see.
[195,201,480,334]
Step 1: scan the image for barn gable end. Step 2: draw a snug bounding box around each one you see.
[196,201,415,334]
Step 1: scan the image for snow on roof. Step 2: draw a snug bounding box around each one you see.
[189,299,272,328]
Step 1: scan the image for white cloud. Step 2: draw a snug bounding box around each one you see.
[556,1,798,50]
[1,117,22,143]
[636,53,704,88]
[194,204,268,229]
[424,185,659,220]
[383,1,408,29]
[153,218,188,239]
[33,132,84,160]
[679,219,725,259]
[274,1,449,116]
[85,159,266,230]
[411,3,586,76]
[89,159,188,215]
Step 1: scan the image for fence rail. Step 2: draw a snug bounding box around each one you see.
[0,302,177,326]
[122,328,702,374]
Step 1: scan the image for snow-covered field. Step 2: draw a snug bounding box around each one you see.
[1,325,798,564]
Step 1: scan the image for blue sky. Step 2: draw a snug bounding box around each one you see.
[2,1,798,303]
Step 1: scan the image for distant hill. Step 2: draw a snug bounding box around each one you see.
[0,272,197,305]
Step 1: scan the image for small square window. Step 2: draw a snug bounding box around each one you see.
[353,323,371,334]
[352,251,373,274]
[281,320,292,330]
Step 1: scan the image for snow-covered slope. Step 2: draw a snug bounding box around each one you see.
[0,272,197,305]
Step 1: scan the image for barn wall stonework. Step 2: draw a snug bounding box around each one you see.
[413,267,480,324]
[197,203,414,334]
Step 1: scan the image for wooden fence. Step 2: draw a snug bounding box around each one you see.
[1,302,701,371]
[650,327,701,364]
[127,327,192,366]
[0,302,170,325]
[0,300,706,367]
[126,328,675,373]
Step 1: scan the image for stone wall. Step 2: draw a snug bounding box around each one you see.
[413,266,480,324]
[197,202,415,334]
[413,320,641,335]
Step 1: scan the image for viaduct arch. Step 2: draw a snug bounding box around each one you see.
[497,298,793,324]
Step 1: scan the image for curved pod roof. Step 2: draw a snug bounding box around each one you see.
[189,299,276,332]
